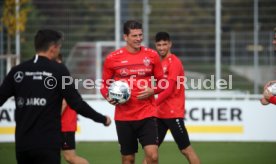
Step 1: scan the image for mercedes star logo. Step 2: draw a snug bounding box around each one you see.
[14,71,24,83]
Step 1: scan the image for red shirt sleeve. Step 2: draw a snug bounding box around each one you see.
[155,79,175,105]
[61,105,77,132]
[269,96,276,104]
[167,56,184,81]
[153,53,164,94]
[100,56,114,99]
[155,56,183,105]
[154,78,165,94]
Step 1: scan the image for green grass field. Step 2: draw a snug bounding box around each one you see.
[0,141,276,164]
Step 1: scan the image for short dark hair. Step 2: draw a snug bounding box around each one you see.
[123,20,142,35]
[34,29,63,52]
[57,53,63,61]
[155,32,171,42]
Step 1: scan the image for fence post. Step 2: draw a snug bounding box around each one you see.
[230,31,236,66]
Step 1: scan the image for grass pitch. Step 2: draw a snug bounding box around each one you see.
[0,141,275,164]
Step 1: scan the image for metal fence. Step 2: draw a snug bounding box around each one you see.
[1,0,276,95]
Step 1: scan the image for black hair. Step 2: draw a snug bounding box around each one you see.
[34,29,63,52]
[123,20,142,35]
[155,32,171,42]
[57,53,63,61]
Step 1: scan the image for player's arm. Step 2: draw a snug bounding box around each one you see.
[0,68,15,106]
[137,86,155,100]
[265,90,276,105]
[153,53,165,94]
[100,57,118,105]
[269,96,276,104]
[155,79,176,105]
[260,97,270,105]
[262,87,276,105]
[60,65,111,126]
[61,99,67,114]
[137,76,166,100]
[260,88,270,105]
[261,81,276,105]
[264,80,276,89]
[155,58,182,105]
[137,53,164,100]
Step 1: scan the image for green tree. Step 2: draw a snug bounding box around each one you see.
[1,0,31,54]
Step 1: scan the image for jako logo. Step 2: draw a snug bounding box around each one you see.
[26,98,47,106]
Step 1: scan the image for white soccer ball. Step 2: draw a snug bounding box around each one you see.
[108,81,131,104]
[266,83,276,95]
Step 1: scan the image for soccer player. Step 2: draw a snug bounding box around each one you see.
[262,83,276,105]
[260,80,276,105]
[261,79,276,104]
[56,54,89,164]
[0,29,111,164]
[154,32,200,164]
[261,27,276,105]
[100,20,163,164]
[61,102,90,164]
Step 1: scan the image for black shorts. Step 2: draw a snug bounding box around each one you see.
[157,118,191,150]
[61,132,76,150]
[16,149,60,164]
[115,117,159,155]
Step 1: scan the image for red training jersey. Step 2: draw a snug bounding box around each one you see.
[269,96,276,104]
[157,54,185,119]
[100,46,163,121]
[61,105,77,132]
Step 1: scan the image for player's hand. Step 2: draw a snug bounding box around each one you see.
[106,96,119,105]
[137,86,154,100]
[263,88,273,100]
[260,97,270,105]
[264,80,276,90]
[104,115,112,126]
